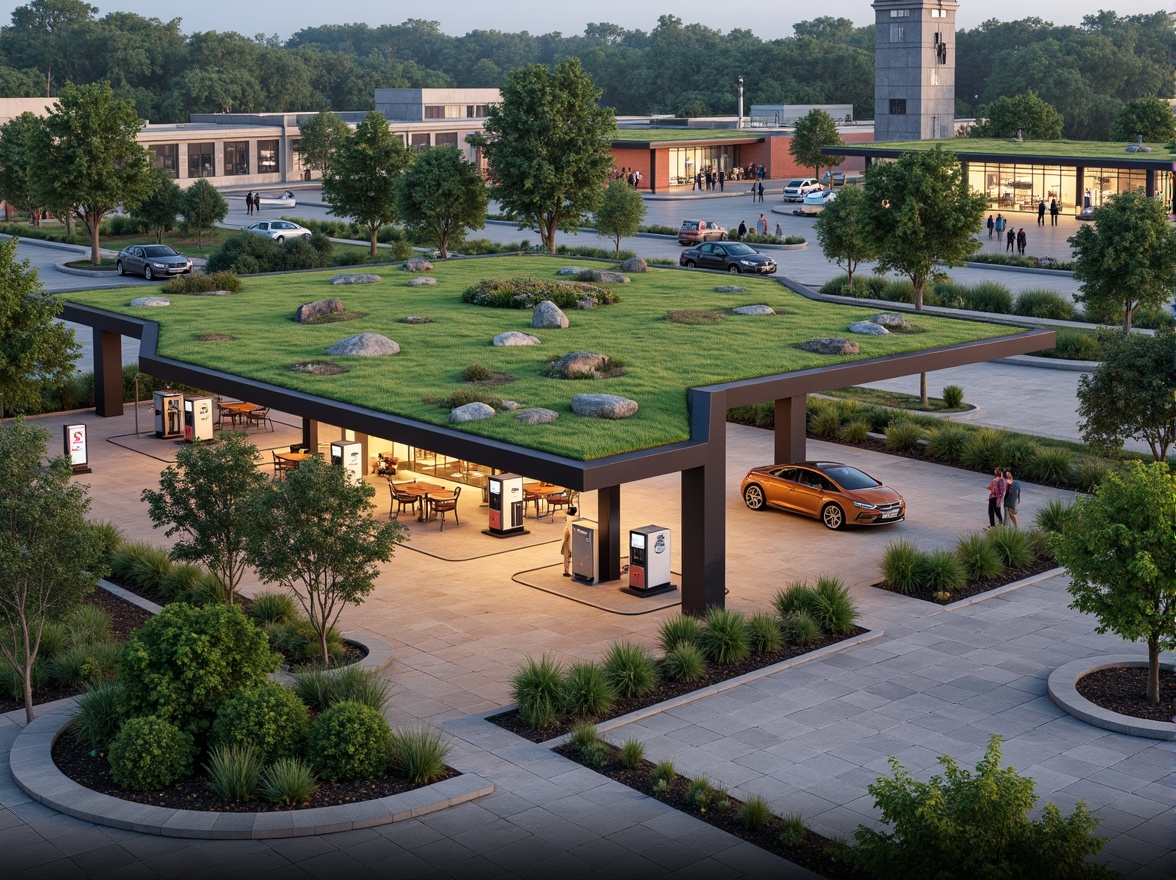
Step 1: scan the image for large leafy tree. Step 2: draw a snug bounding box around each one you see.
[1050,462,1176,704]
[789,109,843,179]
[860,147,986,404]
[1069,189,1176,333]
[31,81,154,264]
[813,184,876,284]
[0,418,106,723]
[0,112,47,224]
[323,110,412,256]
[140,433,270,606]
[294,110,351,177]
[129,165,185,243]
[474,57,615,253]
[1076,331,1176,462]
[179,178,228,249]
[394,145,488,259]
[969,91,1064,140]
[1111,97,1176,144]
[0,237,78,419]
[844,735,1112,879]
[592,178,646,256]
[244,458,407,665]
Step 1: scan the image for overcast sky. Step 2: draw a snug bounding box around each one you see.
[0,1,1165,42]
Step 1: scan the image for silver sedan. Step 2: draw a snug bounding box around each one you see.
[115,244,192,280]
[243,220,312,243]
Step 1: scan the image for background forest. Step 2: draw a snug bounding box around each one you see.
[0,1,1170,140]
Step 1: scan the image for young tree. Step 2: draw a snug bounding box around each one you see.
[323,110,412,256]
[244,458,407,665]
[1050,462,1176,704]
[130,165,185,243]
[844,735,1112,879]
[593,178,646,256]
[30,81,154,264]
[789,109,844,180]
[859,146,986,404]
[180,178,228,249]
[140,433,270,606]
[293,110,351,177]
[473,58,615,252]
[0,418,106,722]
[813,184,876,283]
[1111,97,1176,144]
[394,144,488,259]
[1076,331,1176,462]
[0,237,79,419]
[0,112,46,224]
[970,92,1065,140]
[1069,189,1176,333]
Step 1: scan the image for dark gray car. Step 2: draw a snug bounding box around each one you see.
[116,244,193,280]
[678,241,777,274]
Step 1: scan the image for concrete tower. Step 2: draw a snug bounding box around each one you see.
[873,0,958,141]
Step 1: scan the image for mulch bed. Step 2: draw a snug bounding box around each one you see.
[553,740,866,880]
[488,627,868,744]
[51,725,457,813]
[1076,666,1176,724]
[873,555,1058,605]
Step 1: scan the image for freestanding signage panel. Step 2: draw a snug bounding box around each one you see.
[330,440,363,484]
[183,397,214,442]
[571,520,597,584]
[63,424,91,474]
[487,473,524,535]
[153,391,183,439]
[628,525,673,594]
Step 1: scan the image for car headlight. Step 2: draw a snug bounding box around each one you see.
[151,262,166,268]
[739,259,756,266]
[852,501,877,510]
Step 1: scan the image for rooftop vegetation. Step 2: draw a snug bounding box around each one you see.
[833,138,1174,164]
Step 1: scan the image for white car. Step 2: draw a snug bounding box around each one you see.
[783,178,823,202]
[243,220,312,242]
[255,190,297,208]
[800,189,838,215]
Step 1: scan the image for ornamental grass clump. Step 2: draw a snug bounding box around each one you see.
[618,738,646,769]
[739,794,774,831]
[838,419,872,442]
[248,591,299,626]
[650,759,676,789]
[511,654,567,729]
[940,384,965,408]
[685,776,716,809]
[258,756,318,806]
[563,661,616,718]
[1026,447,1073,486]
[985,524,1036,569]
[915,549,966,596]
[959,427,1010,472]
[811,575,859,634]
[662,643,707,682]
[955,532,1004,581]
[567,721,600,751]
[603,642,659,698]
[748,612,784,653]
[925,423,969,463]
[781,610,822,646]
[697,607,751,664]
[73,681,123,749]
[885,420,924,454]
[204,743,262,803]
[1033,497,1073,535]
[881,539,922,594]
[657,614,702,653]
[772,581,818,620]
[811,408,843,439]
[390,725,451,785]
[779,813,807,847]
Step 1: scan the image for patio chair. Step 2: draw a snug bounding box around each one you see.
[245,407,274,432]
[547,488,576,521]
[390,482,419,518]
[430,485,461,531]
[272,450,295,481]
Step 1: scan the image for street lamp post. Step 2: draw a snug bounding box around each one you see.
[737,76,744,129]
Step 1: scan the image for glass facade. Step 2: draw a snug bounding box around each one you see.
[966,162,1167,215]
[434,132,459,147]
[257,139,279,174]
[149,144,178,178]
[224,141,249,176]
[667,145,742,187]
[187,143,215,178]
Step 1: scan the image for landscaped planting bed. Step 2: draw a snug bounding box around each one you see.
[1076,667,1176,724]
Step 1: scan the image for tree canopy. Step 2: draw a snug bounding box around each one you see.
[294,110,351,175]
[813,184,877,284]
[593,178,647,256]
[969,91,1064,140]
[0,112,46,222]
[130,165,185,243]
[1111,97,1176,143]
[180,178,228,248]
[394,144,487,259]
[789,109,844,178]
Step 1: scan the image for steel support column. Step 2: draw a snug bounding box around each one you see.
[301,418,319,453]
[597,485,621,582]
[774,395,807,464]
[681,388,727,614]
[93,329,123,417]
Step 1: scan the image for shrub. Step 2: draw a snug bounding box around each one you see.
[663,643,708,682]
[1034,497,1073,535]
[697,607,751,664]
[73,681,123,749]
[955,532,1004,581]
[812,575,859,634]
[439,388,504,411]
[650,759,676,786]
[1073,457,1109,493]
[461,276,617,310]
[603,642,659,698]
[961,281,1013,313]
[959,427,1010,472]
[511,654,567,729]
[618,738,646,769]
[940,385,965,409]
[811,408,842,439]
[985,525,1036,569]
[881,540,922,594]
[885,420,924,453]
[108,715,195,790]
[258,756,318,806]
[1047,328,1102,361]
[1013,288,1075,320]
[88,520,124,565]
[306,701,394,782]
[563,661,616,718]
[739,794,774,830]
[210,682,309,764]
[1001,436,1038,473]
[248,591,299,627]
[685,776,715,808]
[389,724,451,784]
[881,279,915,303]
[781,610,822,646]
[50,640,120,688]
[162,271,242,295]
[925,423,969,463]
[116,603,278,740]
[1025,447,1073,486]
[915,550,966,595]
[838,419,872,442]
[747,612,784,653]
[204,743,261,803]
[773,581,818,620]
[928,279,967,309]
[657,614,702,653]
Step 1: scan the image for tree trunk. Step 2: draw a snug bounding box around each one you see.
[914,279,927,406]
[1147,638,1160,704]
[370,226,378,256]
[320,626,331,667]
[89,214,101,266]
[919,372,928,408]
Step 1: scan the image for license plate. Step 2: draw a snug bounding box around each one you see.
[881,511,898,519]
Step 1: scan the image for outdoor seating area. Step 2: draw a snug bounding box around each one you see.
[216,400,273,431]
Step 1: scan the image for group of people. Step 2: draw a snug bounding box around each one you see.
[244,192,264,215]
[749,180,765,201]
[735,215,782,240]
[612,167,643,188]
[985,468,1022,529]
[1037,198,1060,226]
[694,169,725,191]
[985,214,1028,255]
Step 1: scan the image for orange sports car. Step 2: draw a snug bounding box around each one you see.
[739,461,905,530]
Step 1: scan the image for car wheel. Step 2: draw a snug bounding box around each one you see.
[116,261,125,276]
[728,265,741,274]
[275,236,285,243]
[743,484,766,511]
[144,266,154,281]
[684,260,696,268]
[719,232,727,240]
[821,503,846,530]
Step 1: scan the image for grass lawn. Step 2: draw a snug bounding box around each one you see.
[61,257,1024,460]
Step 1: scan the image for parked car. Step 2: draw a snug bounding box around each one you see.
[820,170,846,187]
[255,190,297,208]
[799,189,838,215]
[739,461,905,530]
[783,178,823,202]
[678,219,728,246]
[243,220,313,242]
[679,241,777,274]
[115,244,193,280]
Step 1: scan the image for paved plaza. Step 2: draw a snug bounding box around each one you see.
[2,190,1172,878]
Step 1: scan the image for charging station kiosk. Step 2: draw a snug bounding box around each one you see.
[571,520,597,583]
[153,391,183,439]
[183,397,214,442]
[330,440,364,484]
[485,473,526,536]
[626,525,675,596]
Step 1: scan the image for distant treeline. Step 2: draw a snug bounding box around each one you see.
[0,3,1169,138]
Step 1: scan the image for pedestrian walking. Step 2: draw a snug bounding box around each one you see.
[245,191,254,215]
[757,213,767,236]
[1016,227,1026,255]
[994,213,1005,246]
[718,170,725,192]
[1037,199,1046,226]
[750,183,757,200]
[986,214,994,238]
[774,221,782,239]
[561,507,578,576]
[1049,198,1059,226]
[737,220,747,241]
[1005,227,1015,253]
[757,181,764,202]
[987,467,1006,528]
[1002,471,1021,529]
